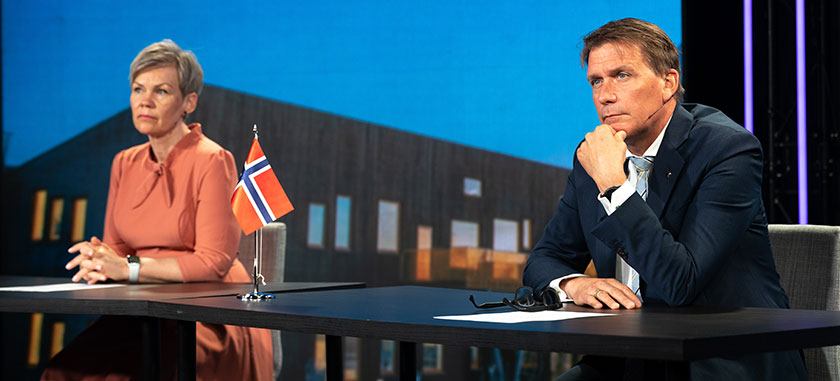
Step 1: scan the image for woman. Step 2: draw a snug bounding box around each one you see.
[43,39,273,380]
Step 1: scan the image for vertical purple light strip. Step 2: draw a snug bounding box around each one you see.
[795,0,808,224]
[743,0,754,133]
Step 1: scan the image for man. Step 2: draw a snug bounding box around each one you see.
[523,18,807,380]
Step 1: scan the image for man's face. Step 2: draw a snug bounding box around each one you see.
[586,42,670,148]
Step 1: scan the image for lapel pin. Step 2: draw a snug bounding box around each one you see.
[666,172,672,179]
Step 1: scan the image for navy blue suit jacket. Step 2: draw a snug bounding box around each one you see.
[523,104,807,379]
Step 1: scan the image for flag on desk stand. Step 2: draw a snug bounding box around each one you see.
[231,125,293,300]
[231,126,294,235]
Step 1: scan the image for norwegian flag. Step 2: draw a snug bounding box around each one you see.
[231,138,294,235]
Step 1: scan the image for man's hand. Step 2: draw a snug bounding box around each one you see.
[576,124,628,193]
[561,276,642,309]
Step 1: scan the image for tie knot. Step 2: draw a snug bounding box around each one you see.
[629,156,654,172]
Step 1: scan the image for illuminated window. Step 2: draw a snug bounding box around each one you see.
[522,219,532,250]
[70,198,88,242]
[335,195,351,250]
[50,321,66,358]
[344,337,359,381]
[27,313,44,366]
[422,343,443,373]
[464,177,481,197]
[377,201,399,253]
[451,220,479,248]
[307,203,325,247]
[48,198,65,241]
[314,335,326,372]
[493,218,518,252]
[417,225,432,250]
[30,190,47,241]
[380,340,395,374]
[416,226,433,281]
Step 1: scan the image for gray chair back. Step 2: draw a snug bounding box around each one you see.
[769,224,840,381]
[237,222,287,283]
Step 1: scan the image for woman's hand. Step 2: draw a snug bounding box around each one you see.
[66,237,128,284]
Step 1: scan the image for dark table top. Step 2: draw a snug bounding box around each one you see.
[0,275,364,316]
[151,285,840,361]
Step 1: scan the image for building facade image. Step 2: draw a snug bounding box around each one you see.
[2,85,571,380]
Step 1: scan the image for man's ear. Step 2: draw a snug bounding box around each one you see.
[663,69,679,101]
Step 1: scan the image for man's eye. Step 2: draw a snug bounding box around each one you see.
[133,87,142,93]
[618,73,629,79]
[591,79,602,86]
[156,89,168,95]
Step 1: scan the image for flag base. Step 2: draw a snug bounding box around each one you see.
[237,291,276,300]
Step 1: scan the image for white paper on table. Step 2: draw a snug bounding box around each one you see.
[434,310,617,324]
[0,283,127,293]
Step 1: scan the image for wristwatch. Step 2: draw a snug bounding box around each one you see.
[600,185,621,201]
[126,255,140,283]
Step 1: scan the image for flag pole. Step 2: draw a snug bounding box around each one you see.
[238,124,276,300]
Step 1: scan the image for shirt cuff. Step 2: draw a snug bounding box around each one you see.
[597,180,635,215]
[549,273,588,302]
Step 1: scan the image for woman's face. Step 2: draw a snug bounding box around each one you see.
[130,65,196,138]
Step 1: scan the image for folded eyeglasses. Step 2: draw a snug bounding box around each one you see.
[469,286,563,312]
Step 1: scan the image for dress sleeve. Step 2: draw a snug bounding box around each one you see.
[175,149,243,282]
[102,151,134,257]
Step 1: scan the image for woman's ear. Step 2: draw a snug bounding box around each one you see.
[183,92,198,115]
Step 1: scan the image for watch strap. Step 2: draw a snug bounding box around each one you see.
[600,185,621,201]
[126,255,140,282]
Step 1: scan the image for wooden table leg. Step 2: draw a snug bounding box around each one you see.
[399,341,416,381]
[177,320,196,381]
[326,335,343,381]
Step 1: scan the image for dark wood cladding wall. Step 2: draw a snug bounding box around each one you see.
[0,84,566,380]
[1,109,145,277]
[196,85,569,286]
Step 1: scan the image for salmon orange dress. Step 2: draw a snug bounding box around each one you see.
[42,124,273,381]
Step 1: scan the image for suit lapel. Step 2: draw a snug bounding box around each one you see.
[648,105,691,219]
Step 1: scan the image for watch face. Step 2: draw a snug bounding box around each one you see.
[127,256,140,264]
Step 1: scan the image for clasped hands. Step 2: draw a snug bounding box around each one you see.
[561,276,642,310]
[66,237,128,284]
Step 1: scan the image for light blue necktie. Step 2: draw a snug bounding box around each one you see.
[619,156,654,299]
[629,156,654,200]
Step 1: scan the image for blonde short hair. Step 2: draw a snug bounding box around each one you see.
[129,39,203,97]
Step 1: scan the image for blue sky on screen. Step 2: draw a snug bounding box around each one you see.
[2,1,680,168]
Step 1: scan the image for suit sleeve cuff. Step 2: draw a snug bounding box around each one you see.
[597,181,635,215]
[549,274,588,302]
